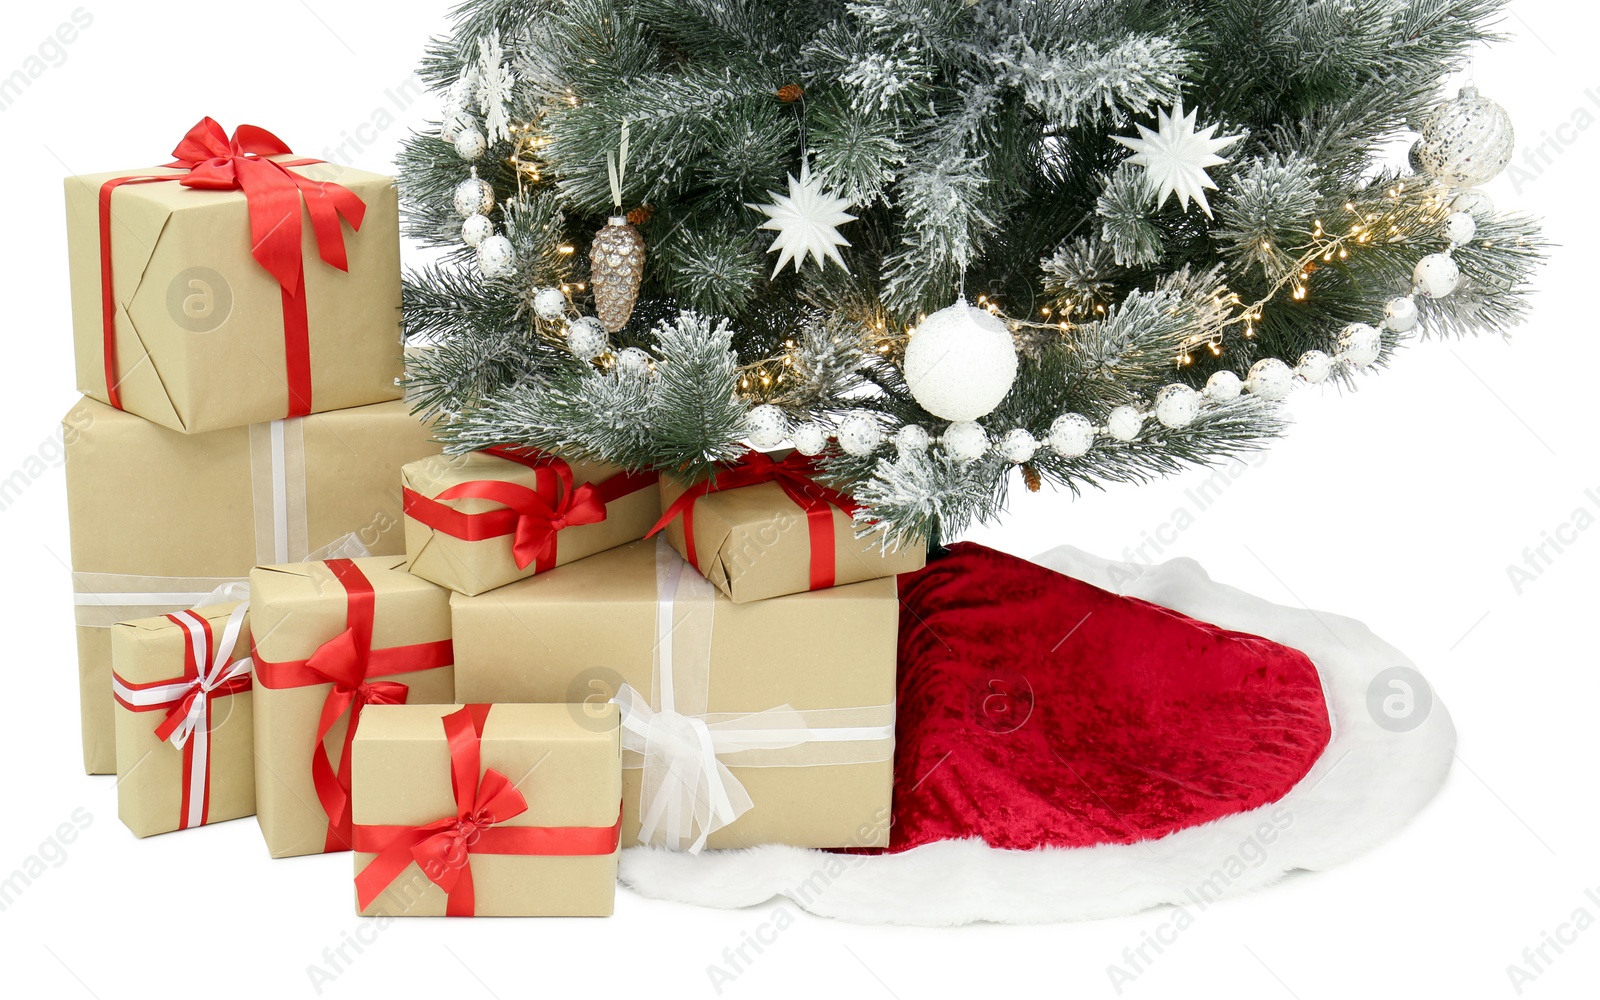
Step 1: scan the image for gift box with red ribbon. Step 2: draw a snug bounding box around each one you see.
[249,557,455,859]
[63,117,402,434]
[352,703,622,917]
[111,602,255,838]
[653,450,926,604]
[402,448,660,597]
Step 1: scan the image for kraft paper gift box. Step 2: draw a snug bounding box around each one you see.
[63,118,402,434]
[352,703,622,917]
[112,602,255,838]
[452,538,897,852]
[656,451,925,605]
[250,556,455,859]
[66,397,440,775]
[402,448,660,597]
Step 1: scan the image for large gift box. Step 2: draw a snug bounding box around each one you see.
[111,602,255,838]
[249,557,454,859]
[656,450,925,604]
[402,448,659,597]
[63,118,402,434]
[352,703,621,917]
[452,538,897,852]
[66,397,440,775]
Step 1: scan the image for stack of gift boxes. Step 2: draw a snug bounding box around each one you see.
[62,121,925,918]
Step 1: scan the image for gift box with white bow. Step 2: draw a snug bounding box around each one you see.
[451,538,897,853]
[111,602,256,838]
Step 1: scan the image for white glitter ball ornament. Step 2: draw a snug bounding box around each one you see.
[1153,384,1201,428]
[565,317,609,360]
[1338,323,1383,369]
[1205,370,1243,401]
[475,234,517,279]
[1384,296,1419,333]
[1413,253,1461,299]
[943,421,990,462]
[837,412,883,457]
[894,424,931,454]
[1452,188,1495,218]
[998,428,1038,464]
[745,405,790,450]
[461,214,493,248]
[792,422,828,456]
[1106,405,1144,442]
[1417,86,1515,188]
[1297,350,1334,384]
[902,301,1019,421]
[454,126,487,162]
[1443,211,1478,245]
[615,347,654,377]
[453,171,495,218]
[1245,358,1294,400]
[533,287,568,321]
[1048,414,1096,458]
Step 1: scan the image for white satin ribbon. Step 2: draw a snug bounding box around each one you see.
[111,603,252,830]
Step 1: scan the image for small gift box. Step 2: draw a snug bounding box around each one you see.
[249,557,454,859]
[63,117,402,434]
[402,448,659,597]
[66,397,440,775]
[654,450,925,604]
[111,602,254,837]
[352,703,622,917]
[452,539,897,852]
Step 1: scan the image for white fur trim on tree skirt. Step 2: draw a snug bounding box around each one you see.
[618,545,1456,926]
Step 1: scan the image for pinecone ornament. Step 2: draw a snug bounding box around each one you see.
[591,215,645,333]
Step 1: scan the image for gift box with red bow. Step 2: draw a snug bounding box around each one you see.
[111,602,255,838]
[63,117,402,434]
[352,703,622,917]
[249,557,455,859]
[653,450,926,604]
[402,448,659,597]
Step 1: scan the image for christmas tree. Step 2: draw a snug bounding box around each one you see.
[399,0,1543,548]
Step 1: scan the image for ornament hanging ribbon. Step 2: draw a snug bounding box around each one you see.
[611,539,895,853]
[648,450,860,592]
[111,604,253,831]
[352,704,623,916]
[251,559,454,853]
[402,447,658,572]
[97,117,368,414]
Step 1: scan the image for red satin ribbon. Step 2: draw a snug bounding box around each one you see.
[111,613,252,830]
[403,447,659,572]
[96,117,367,415]
[251,559,454,853]
[648,451,860,592]
[353,705,624,916]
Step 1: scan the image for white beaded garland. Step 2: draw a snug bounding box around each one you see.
[1204,370,1243,402]
[997,428,1038,464]
[453,172,495,218]
[1047,413,1096,458]
[943,421,990,462]
[1337,323,1383,370]
[564,316,609,360]
[792,422,829,456]
[1106,405,1144,442]
[894,424,931,454]
[474,234,517,279]
[1452,188,1495,218]
[460,214,493,248]
[1413,253,1461,299]
[615,347,654,377]
[1153,384,1201,428]
[533,287,568,321]
[745,404,790,450]
[454,126,487,162]
[1383,295,1419,333]
[1296,350,1334,384]
[1444,211,1478,245]
[901,301,1019,421]
[1245,358,1294,400]
[837,412,883,457]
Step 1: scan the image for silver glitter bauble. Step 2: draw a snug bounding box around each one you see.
[1452,188,1495,218]
[564,316,609,360]
[533,287,568,321]
[1296,350,1334,384]
[1338,323,1383,370]
[1106,405,1144,442]
[1047,413,1096,458]
[943,421,990,462]
[1153,384,1201,428]
[460,214,493,248]
[453,171,495,218]
[837,412,883,457]
[615,347,654,377]
[1417,86,1515,188]
[1444,211,1478,245]
[997,428,1037,464]
[1413,253,1461,299]
[591,216,646,333]
[1245,358,1294,400]
[894,424,931,454]
[475,234,517,279]
[792,422,829,456]
[454,126,487,162]
[1204,370,1243,402]
[1384,295,1420,333]
[746,404,790,450]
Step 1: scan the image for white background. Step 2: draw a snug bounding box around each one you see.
[0,3,1594,998]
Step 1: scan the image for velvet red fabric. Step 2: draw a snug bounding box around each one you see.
[881,542,1331,854]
